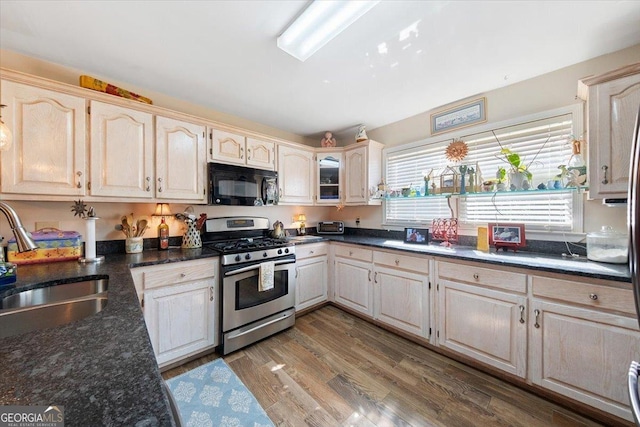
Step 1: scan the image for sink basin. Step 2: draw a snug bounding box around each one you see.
[0,278,108,309]
[0,296,108,339]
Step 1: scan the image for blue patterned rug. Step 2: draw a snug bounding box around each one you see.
[166,358,274,427]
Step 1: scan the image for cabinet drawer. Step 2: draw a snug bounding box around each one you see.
[296,243,328,259]
[333,244,372,262]
[437,261,526,293]
[531,275,635,315]
[141,259,218,290]
[373,251,428,274]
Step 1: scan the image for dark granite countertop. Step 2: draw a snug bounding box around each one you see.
[288,235,632,284]
[0,235,630,427]
[0,247,219,427]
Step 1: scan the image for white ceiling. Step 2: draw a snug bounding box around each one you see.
[2,1,640,141]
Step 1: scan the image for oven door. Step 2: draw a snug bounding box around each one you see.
[222,258,295,332]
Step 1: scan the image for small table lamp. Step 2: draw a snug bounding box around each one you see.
[297,214,306,235]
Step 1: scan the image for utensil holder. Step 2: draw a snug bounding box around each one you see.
[182,222,202,249]
[125,237,143,254]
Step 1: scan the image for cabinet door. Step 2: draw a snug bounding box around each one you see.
[438,279,527,377]
[246,137,275,170]
[316,152,343,205]
[1,80,86,196]
[144,279,217,367]
[334,257,373,316]
[278,145,315,205]
[90,101,154,198]
[530,300,640,422]
[156,116,206,201]
[295,255,328,311]
[588,72,640,198]
[210,129,245,166]
[374,265,429,338]
[345,145,367,204]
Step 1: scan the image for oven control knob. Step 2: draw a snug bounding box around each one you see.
[277,249,283,254]
[263,252,268,258]
[284,248,289,253]
[245,253,251,260]
[235,255,241,262]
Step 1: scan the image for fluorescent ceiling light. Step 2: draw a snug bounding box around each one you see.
[278,0,380,62]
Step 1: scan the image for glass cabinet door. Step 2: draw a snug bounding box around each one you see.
[317,153,343,204]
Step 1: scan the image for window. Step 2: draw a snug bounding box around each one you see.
[383,105,583,232]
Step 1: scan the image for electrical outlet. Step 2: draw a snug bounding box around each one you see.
[36,221,59,230]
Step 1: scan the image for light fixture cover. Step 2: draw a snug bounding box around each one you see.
[298,214,307,222]
[153,203,172,216]
[278,0,380,62]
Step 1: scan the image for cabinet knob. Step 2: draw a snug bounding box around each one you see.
[180,273,186,277]
[76,171,82,188]
[601,165,609,185]
[589,293,598,300]
[395,259,400,266]
[349,251,353,256]
[309,250,314,254]
[473,273,479,281]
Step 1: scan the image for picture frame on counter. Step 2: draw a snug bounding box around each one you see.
[488,223,526,251]
[431,97,487,135]
[404,228,429,244]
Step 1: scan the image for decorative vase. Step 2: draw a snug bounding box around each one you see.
[460,173,466,195]
[509,171,527,191]
[182,221,202,249]
[125,237,143,254]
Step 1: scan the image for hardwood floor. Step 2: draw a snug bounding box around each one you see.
[163,306,608,427]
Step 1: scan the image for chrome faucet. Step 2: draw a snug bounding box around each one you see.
[0,202,37,252]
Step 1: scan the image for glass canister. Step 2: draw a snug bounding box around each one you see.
[586,226,628,264]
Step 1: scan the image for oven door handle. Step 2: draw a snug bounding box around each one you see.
[226,310,295,340]
[224,259,295,276]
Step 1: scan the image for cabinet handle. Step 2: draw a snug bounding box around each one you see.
[76,171,82,188]
[395,259,400,266]
[368,270,371,281]
[209,286,214,302]
[601,165,609,184]
[157,177,163,192]
[361,187,364,197]
[146,177,151,192]
[240,147,244,159]
[589,293,598,300]
[349,251,353,256]
[279,188,283,199]
[180,273,186,277]
[534,309,540,328]
[519,305,525,324]
[295,267,299,278]
[309,250,314,254]
[247,148,251,160]
[473,273,479,281]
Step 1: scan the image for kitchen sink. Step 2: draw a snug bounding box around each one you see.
[0,296,108,339]
[0,278,109,339]
[0,278,108,309]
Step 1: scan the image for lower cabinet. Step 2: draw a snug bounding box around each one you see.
[295,243,328,311]
[131,258,219,368]
[334,254,373,316]
[530,275,640,422]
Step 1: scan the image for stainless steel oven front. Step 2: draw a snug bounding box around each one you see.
[221,255,295,354]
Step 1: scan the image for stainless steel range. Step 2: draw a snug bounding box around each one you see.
[202,216,295,355]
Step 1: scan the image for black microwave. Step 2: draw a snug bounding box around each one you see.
[208,163,278,206]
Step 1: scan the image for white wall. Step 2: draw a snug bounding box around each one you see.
[1,46,639,243]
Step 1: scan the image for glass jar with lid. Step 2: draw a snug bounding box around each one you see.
[586,226,628,264]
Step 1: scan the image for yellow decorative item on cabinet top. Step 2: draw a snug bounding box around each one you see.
[79,75,153,104]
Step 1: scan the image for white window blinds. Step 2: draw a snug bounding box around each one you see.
[384,108,581,231]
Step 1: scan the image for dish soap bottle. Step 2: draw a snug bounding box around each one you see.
[158,216,169,250]
[567,138,587,186]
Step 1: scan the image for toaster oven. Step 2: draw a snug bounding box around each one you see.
[317,221,344,234]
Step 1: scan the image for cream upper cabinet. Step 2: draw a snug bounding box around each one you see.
[210,129,275,170]
[344,140,383,205]
[316,151,343,205]
[0,80,87,196]
[277,144,315,205]
[529,275,640,422]
[89,101,154,198]
[246,137,276,170]
[373,251,431,339]
[578,63,640,199]
[436,261,528,378]
[295,243,328,311]
[156,116,206,201]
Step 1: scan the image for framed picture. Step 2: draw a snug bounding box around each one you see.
[488,223,526,250]
[430,97,487,135]
[404,228,429,244]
